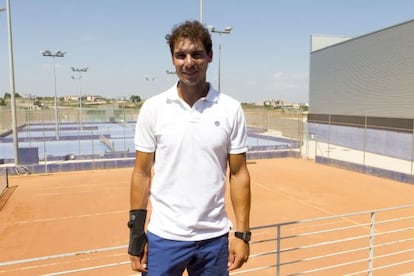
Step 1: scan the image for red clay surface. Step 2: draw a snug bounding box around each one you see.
[1,158,414,275]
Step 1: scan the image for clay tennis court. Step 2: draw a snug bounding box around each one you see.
[1,158,414,275]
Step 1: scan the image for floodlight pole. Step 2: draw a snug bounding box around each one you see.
[199,0,203,23]
[5,0,19,165]
[209,26,232,92]
[42,50,65,140]
[71,67,88,130]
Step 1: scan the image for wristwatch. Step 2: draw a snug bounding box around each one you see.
[234,231,251,243]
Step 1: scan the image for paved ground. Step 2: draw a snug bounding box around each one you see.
[302,139,414,175]
[1,158,414,275]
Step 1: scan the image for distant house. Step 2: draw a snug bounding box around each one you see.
[62,95,106,103]
[264,99,301,110]
[86,95,105,102]
[63,96,80,101]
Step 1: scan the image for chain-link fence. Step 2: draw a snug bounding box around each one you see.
[304,115,414,182]
[0,106,305,174]
[0,105,139,131]
[243,108,305,140]
[4,106,413,182]
[0,106,305,142]
[5,106,413,181]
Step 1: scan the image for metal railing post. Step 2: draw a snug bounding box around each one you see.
[276,225,281,276]
[368,211,376,276]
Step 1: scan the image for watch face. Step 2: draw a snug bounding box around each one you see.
[235,231,251,242]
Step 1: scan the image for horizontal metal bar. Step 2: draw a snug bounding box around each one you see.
[250,204,414,231]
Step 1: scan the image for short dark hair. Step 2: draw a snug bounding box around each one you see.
[165,20,212,56]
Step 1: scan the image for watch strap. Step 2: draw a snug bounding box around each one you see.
[234,231,251,242]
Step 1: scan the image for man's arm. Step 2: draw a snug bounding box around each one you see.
[130,150,153,209]
[129,150,154,272]
[227,152,251,271]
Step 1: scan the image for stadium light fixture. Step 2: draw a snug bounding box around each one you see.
[42,50,66,140]
[208,25,232,92]
[71,67,88,130]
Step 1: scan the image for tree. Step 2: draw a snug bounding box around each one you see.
[130,95,141,102]
[4,92,22,99]
[33,99,43,107]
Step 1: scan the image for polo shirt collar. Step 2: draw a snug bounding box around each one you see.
[166,82,219,103]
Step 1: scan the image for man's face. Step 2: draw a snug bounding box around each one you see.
[172,38,212,87]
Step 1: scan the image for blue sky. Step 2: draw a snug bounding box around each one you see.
[0,0,413,104]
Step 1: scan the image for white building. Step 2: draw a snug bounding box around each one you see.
[307,19,414,164]
[308,19,414,131]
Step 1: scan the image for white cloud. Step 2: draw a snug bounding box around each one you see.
[270,72,308,90]
[263,72,309,102]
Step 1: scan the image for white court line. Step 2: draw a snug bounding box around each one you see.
[0,252,126,274]
[253,180,366,227]
[37,190,94,196]
[6,210,125,225]
[0,245,127,267]
[41,261,132,276]
[35,184,127,196]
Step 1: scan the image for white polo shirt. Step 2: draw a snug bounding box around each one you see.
[134,83,248,241]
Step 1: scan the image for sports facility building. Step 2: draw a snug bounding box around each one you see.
[307,19,414,167]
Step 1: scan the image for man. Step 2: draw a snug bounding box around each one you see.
[128,20,251,275]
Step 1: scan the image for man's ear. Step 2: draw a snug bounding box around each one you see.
[208,50,213,63]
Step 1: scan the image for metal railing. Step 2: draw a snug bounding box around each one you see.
[1,205,413,275]
[232,205,414,275]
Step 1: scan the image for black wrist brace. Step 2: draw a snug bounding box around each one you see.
[127,209,147,256]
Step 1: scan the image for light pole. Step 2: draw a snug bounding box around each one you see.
[4,1,19,164]
[208,25,232,92]
[71,67,88,130]
[199,0,203,23]
[42,50,65,140]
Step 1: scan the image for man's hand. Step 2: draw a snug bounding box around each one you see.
[129,242,148,272]
[128,209,148,272]
[228,238,250,271]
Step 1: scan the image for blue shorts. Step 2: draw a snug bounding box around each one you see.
[142,231,229,276]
